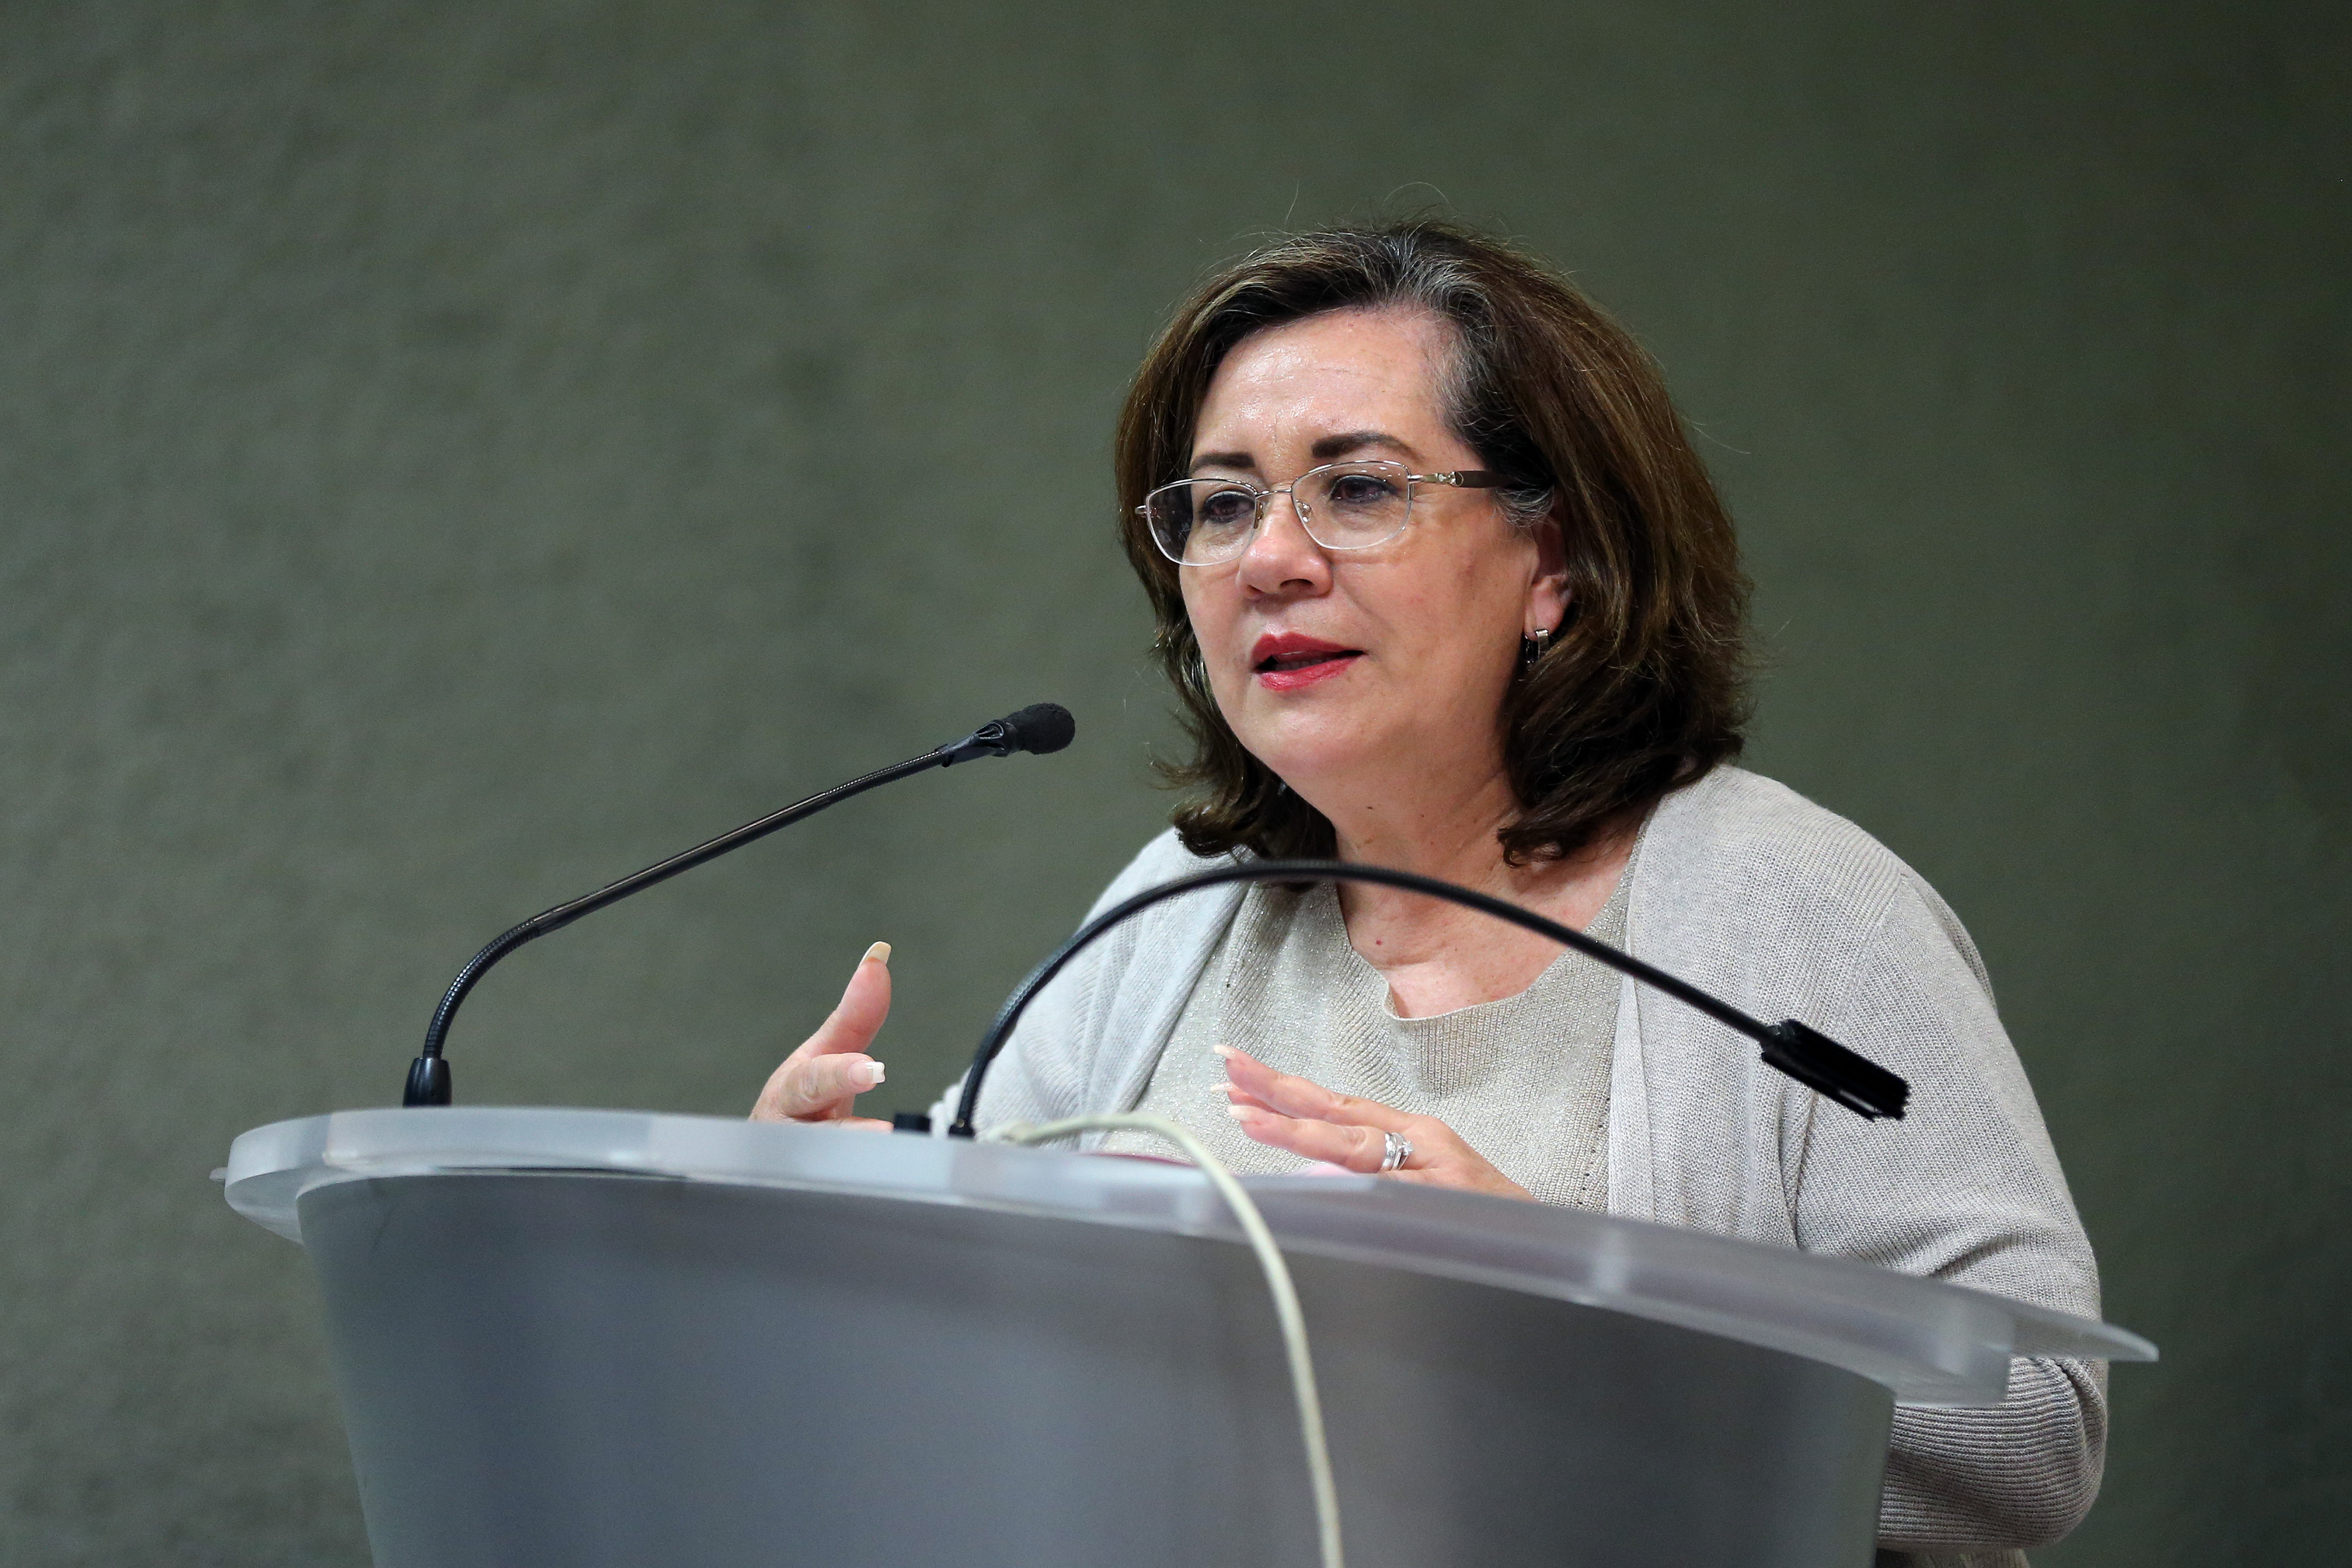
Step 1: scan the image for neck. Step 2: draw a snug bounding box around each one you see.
[1295,756,1636,973]
[1308,754,1543,917]
[1324,771,1524,890]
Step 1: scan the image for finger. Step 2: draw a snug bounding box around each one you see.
[1227,1103,1391,1172]
[751,944,892,1122]
[799,943,893,1059]
[1217,1045,1332,1113]
[753,1052,841,1121]
[775,1053,887,1119]
[1215,1044,1281,1087]
[752,1050,883,1121]
[1217,1045,1408,1132]
[1215,1081,1277,1114]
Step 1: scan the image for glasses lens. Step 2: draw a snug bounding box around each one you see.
[1150,480,1260,564]
[1299,462,1411,549]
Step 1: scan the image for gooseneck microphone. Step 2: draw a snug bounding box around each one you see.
[947,858,1908,1138]
[402,703,1075,1107]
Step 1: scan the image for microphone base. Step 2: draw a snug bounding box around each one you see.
[403,1056,453,1107]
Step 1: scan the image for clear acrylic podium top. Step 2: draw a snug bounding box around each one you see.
[224,1107,2154,1407]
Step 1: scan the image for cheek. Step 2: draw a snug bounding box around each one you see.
[1386,561,1496,654]
[1177,576,1217,651]
[1177,579,1241,695]
[1389,556,1522,690]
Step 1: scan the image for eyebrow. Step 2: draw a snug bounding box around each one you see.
[1188,430,1418,475]
[1312,430,1415,463]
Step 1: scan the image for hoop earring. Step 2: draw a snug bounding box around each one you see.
[1519,626,1549,673]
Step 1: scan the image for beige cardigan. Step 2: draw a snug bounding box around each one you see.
[940,766,2106,1564]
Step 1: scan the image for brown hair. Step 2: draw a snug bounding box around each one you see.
[1116,220,1750,864]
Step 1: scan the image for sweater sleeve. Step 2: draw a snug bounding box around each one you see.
[928,830,1225,1135]
[1791,872,2107,1557]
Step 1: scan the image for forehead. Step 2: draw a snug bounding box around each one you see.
[1191,307,1455,460]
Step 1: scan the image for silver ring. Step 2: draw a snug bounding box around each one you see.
[1379,1131,1413,1172]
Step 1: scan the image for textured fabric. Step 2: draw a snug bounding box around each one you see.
[931,765,2107,1563]
[1099,876,1621,1208]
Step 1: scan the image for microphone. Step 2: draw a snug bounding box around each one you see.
[945,858,1907,1138]
[936,702,1075,765]
[402,704,1076,1107]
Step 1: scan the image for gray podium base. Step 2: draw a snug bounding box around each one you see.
[303,1172,1891,1567]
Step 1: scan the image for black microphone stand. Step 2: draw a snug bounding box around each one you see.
[404,705,1073,1107]
[946,858,1909,1138]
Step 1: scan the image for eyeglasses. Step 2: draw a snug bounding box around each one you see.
[1138,459,1498,567]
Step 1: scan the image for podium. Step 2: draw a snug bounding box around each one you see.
[224,1108,2153,1567]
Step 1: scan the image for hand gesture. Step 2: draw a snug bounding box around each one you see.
[1218,1044,1533,1202]
[751,942,896,1129]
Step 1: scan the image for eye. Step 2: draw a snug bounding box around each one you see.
[1196,487,1258,528]
[1326,471,1404,508]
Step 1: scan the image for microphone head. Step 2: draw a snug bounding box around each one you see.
[1001,702,1075,756]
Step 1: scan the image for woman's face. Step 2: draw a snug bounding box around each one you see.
[1179,307,1565,808]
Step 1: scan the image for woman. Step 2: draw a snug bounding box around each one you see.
[753,222,2106,1566]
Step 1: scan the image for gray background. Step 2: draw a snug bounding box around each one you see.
[1,1,2343,1561]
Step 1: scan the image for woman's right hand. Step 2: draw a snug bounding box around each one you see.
[749,941,896,1129]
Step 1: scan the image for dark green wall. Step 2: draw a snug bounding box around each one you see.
[2,2,2342,1561]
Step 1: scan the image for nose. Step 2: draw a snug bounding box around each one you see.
[1235,489,1330,599]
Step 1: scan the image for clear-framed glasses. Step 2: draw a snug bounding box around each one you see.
[1138,459,1498,567]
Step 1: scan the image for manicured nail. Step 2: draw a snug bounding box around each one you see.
[863,941,892,966]
[1225,1105,1250,1121]
[854,1061,886,1089]
[1212,1044,1235,1059]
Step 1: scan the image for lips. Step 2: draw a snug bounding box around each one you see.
[1249,632,1362,691]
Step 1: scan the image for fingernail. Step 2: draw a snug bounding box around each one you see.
[854,1061,886,1089]
[1225,1105,1250,1122]
[1212,1044,1235,1059]
[863,941,892,967]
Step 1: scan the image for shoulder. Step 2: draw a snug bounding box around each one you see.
[1634,765,1990,994]
[1624,775,2088,1296]
[995,826,1243,1124]
[1081,826,1245,920]
[1644,765,1903,893]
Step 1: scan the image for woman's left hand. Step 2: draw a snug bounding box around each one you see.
[1217,1046,1534,1202]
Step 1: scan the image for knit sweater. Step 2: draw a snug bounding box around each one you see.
[1099,874,1624,1210]
[937,765,2106,1563]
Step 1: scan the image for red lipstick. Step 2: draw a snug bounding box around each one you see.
[1249,632,1362,692]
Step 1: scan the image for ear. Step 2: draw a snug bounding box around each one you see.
[1524,509,1571,636]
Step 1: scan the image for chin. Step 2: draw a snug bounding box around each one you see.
[1228,706,1386,788]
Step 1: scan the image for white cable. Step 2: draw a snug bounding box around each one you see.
[987,1113,1344,1568]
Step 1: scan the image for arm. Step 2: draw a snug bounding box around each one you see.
[1793,877,2106,1553]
